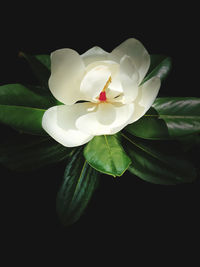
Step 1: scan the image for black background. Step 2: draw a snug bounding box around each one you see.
[1,3,199,261]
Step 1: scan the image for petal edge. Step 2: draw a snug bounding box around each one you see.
[49,48,85,105]
[42,105,94,147]
[111,38,150,84]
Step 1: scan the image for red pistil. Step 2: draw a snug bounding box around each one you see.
[99,91,107,102]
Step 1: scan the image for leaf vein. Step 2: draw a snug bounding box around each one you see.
[144,114,200,119]
[121,133,170,166]
[71,160,87,203]
[104,135,117,174]
[0,104,46,112]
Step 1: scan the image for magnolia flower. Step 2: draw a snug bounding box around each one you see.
[42,38,161,147]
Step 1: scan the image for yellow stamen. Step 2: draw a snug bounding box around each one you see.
[102,76,112,92]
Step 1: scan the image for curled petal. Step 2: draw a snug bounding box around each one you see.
[83,60,123,100]
[49,48,85,105]
[80,65,111,100]
[111,38,150,84]
[120,55,140,103]
[128,76,161,124]
[76,102,134,135]
[139,76,161,108]
[128,104,146,124]
[81,46,109,66]
[42,103,94,147]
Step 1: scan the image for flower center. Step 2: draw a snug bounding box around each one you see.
[98,76,112,102]
[99,91,107,101]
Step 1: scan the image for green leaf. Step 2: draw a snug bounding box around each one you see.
[125,97,200,140]
[152,97,200,136]
[35,54,51,70]
[19,52,50,89]
[0,104,46,135]
[122,133,197,185]
[0,134,72,172]
[125,107,169,140]
[56,148,100,226]
[84,135,131,177]
[0,83,56,135]
[142,55,172,84]
[0,83,55,109]
[176,133,200,152]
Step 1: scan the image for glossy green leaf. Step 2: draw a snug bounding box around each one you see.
[0,83,54,135]
[152,97,200,136]
[125,97,200,140]
[84,135,131,177]
[0,83,55,108]
[142,55,172,84]
[0,104,46,135]
[0,134,72,172]
[56,148,100,226]
[122,133,197,185]
[19,52,50,89]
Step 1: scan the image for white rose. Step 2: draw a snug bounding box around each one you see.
[42,38,161,147]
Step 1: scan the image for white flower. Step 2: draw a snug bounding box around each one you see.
[42,38,161,147]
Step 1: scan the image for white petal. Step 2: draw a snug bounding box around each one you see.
[76,102,134,135]
[106,88,122,100]
[85,60,119,76]
[81,46,109,66]
[84,60,123,100]
[108,76,123,94]
[120,55,140,103]
[111,38,150,84]
[128,104,146,124]
[80,65,111,99]
[42,104,94,147]
[128,76,161,124]
[49,48,85,105]
[96,103,116,125]
[139,76,161,108]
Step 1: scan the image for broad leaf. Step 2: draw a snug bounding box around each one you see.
[0,104,46,135]
[153,97,200,136]
[19,52,50,89]
[0,134,72,172]
[125,97,200,140]
[0,83,55,109]
[142,55,172,84]
[84,135,131,177]
[56,148,100,226]
[0,83,56,135]
[122,133,197,185]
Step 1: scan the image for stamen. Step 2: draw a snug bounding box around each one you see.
[99,91,107,101]
[98,76,112,102]
[102,76,112,92]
